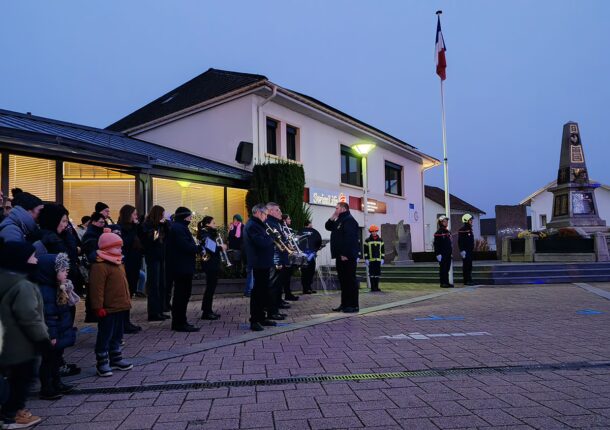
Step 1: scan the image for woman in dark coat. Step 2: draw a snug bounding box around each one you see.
[140,205,170,321]
[197,216,225,320]
[117,205,143,334]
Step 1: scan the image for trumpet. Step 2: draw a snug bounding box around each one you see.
[265,223,295,255]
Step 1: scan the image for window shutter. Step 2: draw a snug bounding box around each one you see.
[9,155,56,202]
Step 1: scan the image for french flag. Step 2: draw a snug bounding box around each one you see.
[435,15,447,81]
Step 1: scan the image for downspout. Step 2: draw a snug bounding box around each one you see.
[255,84,278,164]
[421,162,440,251]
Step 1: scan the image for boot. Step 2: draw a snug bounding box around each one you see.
[96,352,113,377]
[39,381,62,400]
[109,350,133,371]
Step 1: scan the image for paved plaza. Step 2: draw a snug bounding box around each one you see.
[30,282,610,429]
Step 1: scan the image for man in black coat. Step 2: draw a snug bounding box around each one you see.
[298,220,322,294]
[325,202,360,312]
[458,214,475,286]
[265,203,291,320]
[166,207,199,332]
[434,215,454,288]
[243,203,277,331]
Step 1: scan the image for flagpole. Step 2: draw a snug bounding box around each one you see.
[436,10,454,285]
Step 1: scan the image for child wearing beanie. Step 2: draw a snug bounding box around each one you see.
[89,228,133,377]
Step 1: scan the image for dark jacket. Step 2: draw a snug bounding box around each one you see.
[458,223,475,253]
[81,224,105,264]
[34,255,76,351]
[166,220,197,276]
[227,222,244,250]
[198,227,221,272]
[434,226,453,256]
[266,215,290,266]
[364,235,385,261]
[298,227,322,253]
[34,228,81,287]
[118,223,143,272]
[0,269,49,366]
[89,260,131,313]
[0,206,39,243]
[139,220,169,261]
[325,211,360,260]
[244,217,274,269]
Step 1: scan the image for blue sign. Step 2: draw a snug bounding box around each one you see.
[414,314,464,321]
[576,309,604,315]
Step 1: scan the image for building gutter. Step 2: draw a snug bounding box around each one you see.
[255,84,278,163]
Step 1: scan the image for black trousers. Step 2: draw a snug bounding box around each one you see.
[201,268,219,313]
[165,268,174,310]
[283,266,294,297]
[39,348,63,391]
[251,268,270,323]
[368,261,381,291]
[1,359,36,419]
[462,252,473,283]
[301,259,316,292]
[268,266,286,315]
[336,258,358,308]
[438,255,452,285]
[146,257,166,317]
[171,274,193,327]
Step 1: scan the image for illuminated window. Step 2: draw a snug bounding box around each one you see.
[153,177,225,226]
[227,188,249,223]
[9,154,56,202]
[63,162,135,223]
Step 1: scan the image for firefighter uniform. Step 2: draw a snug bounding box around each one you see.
[364,227,384,292]
[458,214,475,286]
[433,216,453,288]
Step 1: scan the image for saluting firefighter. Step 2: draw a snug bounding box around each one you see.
[458,214,475,286]
[433,215,454,288]
[363,225,384,292]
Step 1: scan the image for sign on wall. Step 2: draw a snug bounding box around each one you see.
[309,187,343,207]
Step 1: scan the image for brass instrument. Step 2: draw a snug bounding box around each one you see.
[201,234,232,267]
[265,223,294,255]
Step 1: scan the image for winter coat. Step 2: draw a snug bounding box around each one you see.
[458,223,475,253]
[81,224,104,264]
[325,211,360,260]
[227,222,244,250]
[166,220,197,276]
[198,227,221,272]
[244,217,274,269]
[364,235,385,261]
[140,220,168,261]
[89,260,131,314]
[118,223,143,273]
[265,216,290,266]
[433,226,453,257]
[34,255,76,351]
[0,206,39,243]
[0,269,49,366]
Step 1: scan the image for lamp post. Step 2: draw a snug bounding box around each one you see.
[352,142,376,289]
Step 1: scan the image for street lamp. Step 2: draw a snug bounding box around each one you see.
[352,142,376,288]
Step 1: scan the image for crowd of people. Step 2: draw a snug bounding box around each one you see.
[0,189,331,428]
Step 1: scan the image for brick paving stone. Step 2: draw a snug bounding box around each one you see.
[239,411,274,428]
[318,403,355,418]
[308,416,363,429]
[93,407,134,422]
[520,416,572,429]
[286,396,318,410]
[274,419,311,430]
[349,399,398,411]
[207,404,241,419]
[274,409,324,421]
[353,409,398,427]
[504,405,557,418]
[119,412,160,429]
[187,418,240,429]
[393,417,440,429]
[431,415,489,428]
[153,422,188,430]
[179,399,213,413]
[66,422,123,430]
[388,407,440,420]
[472,408,525,426]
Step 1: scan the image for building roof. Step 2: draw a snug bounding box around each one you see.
[107,69,267,132]
[106,68,437,164]
[0,109,250,181]
[424,185,486,214]
[520,179,610,206]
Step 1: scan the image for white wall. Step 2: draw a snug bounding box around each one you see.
[530,187,610,230]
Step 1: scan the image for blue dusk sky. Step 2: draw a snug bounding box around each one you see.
[1,1,609,216]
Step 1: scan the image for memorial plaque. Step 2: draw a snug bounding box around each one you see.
[570,145,584,163]
[553,195,568,217]
[572,192,595,215]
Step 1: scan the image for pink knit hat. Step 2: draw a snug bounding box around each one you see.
[97,228,123,264]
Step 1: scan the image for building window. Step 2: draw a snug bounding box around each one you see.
[540,214,547,227]
[340,145,362,187]
[385,161,403,196]
[266,118,278,155]
[63,162,135,224]
[286,125,299,161]
[9,154,56,202]
[152,177,225,228]
[227,187,249,224]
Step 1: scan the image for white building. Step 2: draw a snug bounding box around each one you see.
[520,180,610,231]
[108,68,439,257]
[423,185,486,251]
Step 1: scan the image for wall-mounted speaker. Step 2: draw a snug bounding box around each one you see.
[235,141,253,165]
